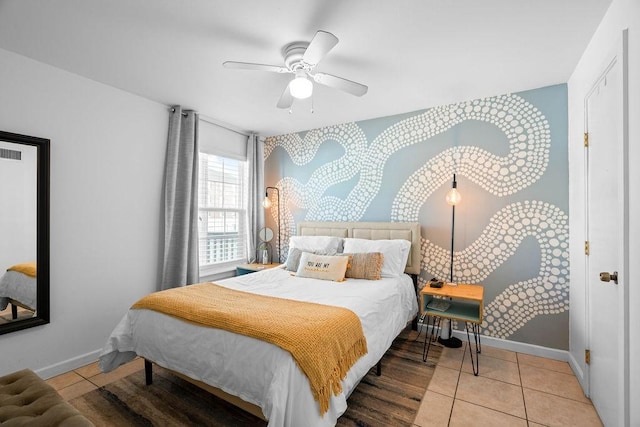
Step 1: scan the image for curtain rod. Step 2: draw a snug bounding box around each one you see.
[200,114,251,138]
[168,107,251,138]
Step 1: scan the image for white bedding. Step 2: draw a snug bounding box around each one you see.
[0,270,37,311]
[99,267,418,427]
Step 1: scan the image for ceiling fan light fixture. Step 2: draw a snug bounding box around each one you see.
[223,30,367,108]
[289,71,313,99]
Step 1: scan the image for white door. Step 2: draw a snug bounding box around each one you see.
[585,31,629,426]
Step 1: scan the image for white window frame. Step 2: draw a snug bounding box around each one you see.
[197,152,248,277]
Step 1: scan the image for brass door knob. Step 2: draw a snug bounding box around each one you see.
[600,271,619,284]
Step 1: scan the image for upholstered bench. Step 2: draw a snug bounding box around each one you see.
[0,369,94,426]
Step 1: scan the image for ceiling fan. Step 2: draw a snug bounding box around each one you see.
[223,30,368,109]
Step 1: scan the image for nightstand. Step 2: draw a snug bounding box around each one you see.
[420,283,484,375]
[236,263,282,276]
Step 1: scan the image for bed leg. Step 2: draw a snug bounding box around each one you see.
[11,304,17,320]
[144,359,153,385]
[376,361,382,376]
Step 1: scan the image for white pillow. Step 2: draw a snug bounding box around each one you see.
[289,235,343,253]
[342,238,411,278]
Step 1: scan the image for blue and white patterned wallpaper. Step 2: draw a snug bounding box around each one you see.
[264,84,569,349]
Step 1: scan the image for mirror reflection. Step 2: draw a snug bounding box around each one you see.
[259,227,274,242]
[257,227,274,264]
[0,132,49,334]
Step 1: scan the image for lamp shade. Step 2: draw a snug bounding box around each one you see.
[290,71,313,99]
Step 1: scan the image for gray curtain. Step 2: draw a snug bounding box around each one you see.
[160,106,199,290]
[246,133,264,263]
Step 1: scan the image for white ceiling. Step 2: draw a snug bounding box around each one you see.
[0,0,611,136]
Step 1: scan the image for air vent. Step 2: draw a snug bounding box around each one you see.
[0,148,21,160]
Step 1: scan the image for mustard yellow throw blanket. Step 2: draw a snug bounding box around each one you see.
[7,262,37,278]
[132,283,368,415]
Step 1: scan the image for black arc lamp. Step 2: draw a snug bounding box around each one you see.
[439,174,463,348]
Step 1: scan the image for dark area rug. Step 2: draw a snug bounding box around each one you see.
[71,328,441,427]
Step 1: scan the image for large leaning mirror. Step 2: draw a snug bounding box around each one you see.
[0,130,50,335]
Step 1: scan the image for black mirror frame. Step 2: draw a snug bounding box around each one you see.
[0,130,50,335]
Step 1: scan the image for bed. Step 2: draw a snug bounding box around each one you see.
[0,263,37,319]
[99,221,421,427]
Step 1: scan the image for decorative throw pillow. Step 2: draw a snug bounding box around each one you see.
[295,252,350,282]
[285,236,344,271]
[286,247,334,272]
[342,238,411,278]
[344,252,384,280]
[285,247,305,271]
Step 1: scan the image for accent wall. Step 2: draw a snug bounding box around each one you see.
[265,84,569,350]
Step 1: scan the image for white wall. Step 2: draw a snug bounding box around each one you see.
[0,48,168,377]
[567,0,639,423]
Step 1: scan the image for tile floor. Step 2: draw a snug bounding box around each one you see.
[45,357,145,401]
[413,342,604,426]
[45,343,604,426]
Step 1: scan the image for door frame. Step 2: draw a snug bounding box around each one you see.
[583,29,629,425]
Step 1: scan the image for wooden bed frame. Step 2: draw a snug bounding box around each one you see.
[144,221,422,421]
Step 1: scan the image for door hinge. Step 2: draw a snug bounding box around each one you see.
[585,241,590,255]
[585,349,591,365]
[584,132,589,147]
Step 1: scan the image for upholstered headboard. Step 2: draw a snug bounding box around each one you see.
[296,221,421,275]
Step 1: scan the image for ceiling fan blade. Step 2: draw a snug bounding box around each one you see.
[223,61,290,73]
[276,82,294,109]
[312,73,368,97]
[302,30,339,67]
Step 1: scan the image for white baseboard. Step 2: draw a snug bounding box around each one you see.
[417,320,570,362]
[449,330,571,362]
[35,349,102,380]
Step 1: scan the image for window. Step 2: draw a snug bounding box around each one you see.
[198,153,247,273]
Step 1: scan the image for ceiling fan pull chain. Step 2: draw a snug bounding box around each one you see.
[311,96,314,114]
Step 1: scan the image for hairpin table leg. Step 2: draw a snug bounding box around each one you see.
[465,323,480,376]
[423,315,440,362]
[474,323,482,354]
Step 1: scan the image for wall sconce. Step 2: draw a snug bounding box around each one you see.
[264,186,281,262]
